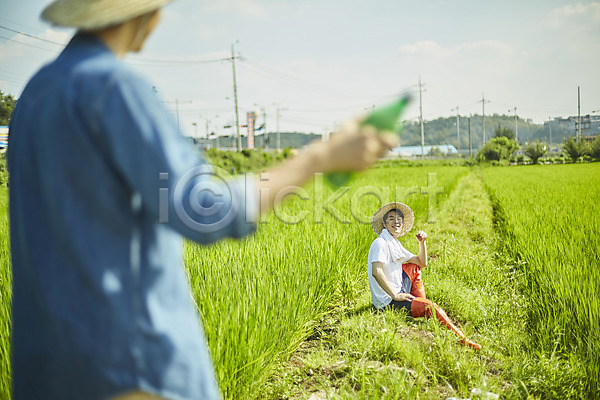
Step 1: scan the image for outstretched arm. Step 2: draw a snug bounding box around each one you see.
[257,121,397,215]
[406,231,428,267]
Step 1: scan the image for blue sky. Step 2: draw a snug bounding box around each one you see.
[1,0,599,137]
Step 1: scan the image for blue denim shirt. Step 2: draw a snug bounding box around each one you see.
[8,33,256,400]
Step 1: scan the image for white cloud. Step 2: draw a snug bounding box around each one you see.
[399,40,515,61]
[204,0,270,17]
[455,40,515,57]
[399,40,451,58]
[398,39,518,84]
[541,2,600,29]
[538,1,600,47]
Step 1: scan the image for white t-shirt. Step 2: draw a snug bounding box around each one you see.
[367,236,415,309]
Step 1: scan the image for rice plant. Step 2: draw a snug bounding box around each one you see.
[0,188,11,400]
[483,163,600,397]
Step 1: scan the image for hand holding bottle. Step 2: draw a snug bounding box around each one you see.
[325,93,412,187]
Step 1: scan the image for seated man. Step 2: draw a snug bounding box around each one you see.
[368,202,481,350]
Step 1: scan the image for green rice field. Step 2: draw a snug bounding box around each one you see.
[0,161,599,399]
[483,163,600,396]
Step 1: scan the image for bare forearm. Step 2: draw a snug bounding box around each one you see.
[256,125,397,215]
[256,145,326,215]
[417,241,427,267]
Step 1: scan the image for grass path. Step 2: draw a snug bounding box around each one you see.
[262,171,524,399]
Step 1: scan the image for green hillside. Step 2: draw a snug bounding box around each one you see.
[200,132,322,151]
[198,115,573,151]
[400,114,571,149]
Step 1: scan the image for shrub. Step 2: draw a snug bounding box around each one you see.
[282,147,293,159]
[524,140,548,165]
[590,136,600,160]
[477,137,519,162]
[562,137,591,163]
[202,148,286,174]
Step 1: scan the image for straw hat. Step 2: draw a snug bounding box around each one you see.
[42,0,173,30]
[371,202,414,236]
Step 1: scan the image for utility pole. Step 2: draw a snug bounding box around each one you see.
[419,76,425,158]
[163,99,191,133]
[231,44,241,151]
[510,107,518,143]
[262,107,267,150]
[549,117,552,147]
[253,103,269,150]
[577,86,581,142]
[273,103,288,152]
[205,119,210,149]
[479,93,490,145]
[451,106,460,151]
[276,103,281,152]
[468,117,472,158]
[192,122,198,148]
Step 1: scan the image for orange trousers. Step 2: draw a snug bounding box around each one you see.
[402,263,426,299]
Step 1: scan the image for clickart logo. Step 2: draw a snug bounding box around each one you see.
[159,168,443,232]
[159,166,241,234]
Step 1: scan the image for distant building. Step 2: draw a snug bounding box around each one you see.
[549,115,600,138]
[390,144,458,157]
[0,126,8,151]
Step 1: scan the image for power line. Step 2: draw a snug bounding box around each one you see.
[0,25,66,46]
[231,43,241,151]
[127,56,230,66]
[0,33,60,53]
[418,76,426,157]
[240,57,398,99]
[0,25,230,67]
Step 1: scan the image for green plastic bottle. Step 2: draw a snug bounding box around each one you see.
[325,93,412,188]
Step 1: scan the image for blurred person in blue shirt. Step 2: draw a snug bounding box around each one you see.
[7,0,397,399]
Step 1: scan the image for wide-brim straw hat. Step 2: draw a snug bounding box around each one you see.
[42,0,173,31]
[371,202,414,236]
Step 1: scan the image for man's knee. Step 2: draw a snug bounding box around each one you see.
[410,297,434,318]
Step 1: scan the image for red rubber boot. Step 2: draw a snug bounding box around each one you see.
[410,298,481,350]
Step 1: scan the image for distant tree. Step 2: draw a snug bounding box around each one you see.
[524,140,548,164]
[478,136,519,162]
[428,146,444,157]
[494,124,515,140]
[590,136,600,161]
[562,137,590,162]
[0,90,16,126]
[282,147,293,159]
